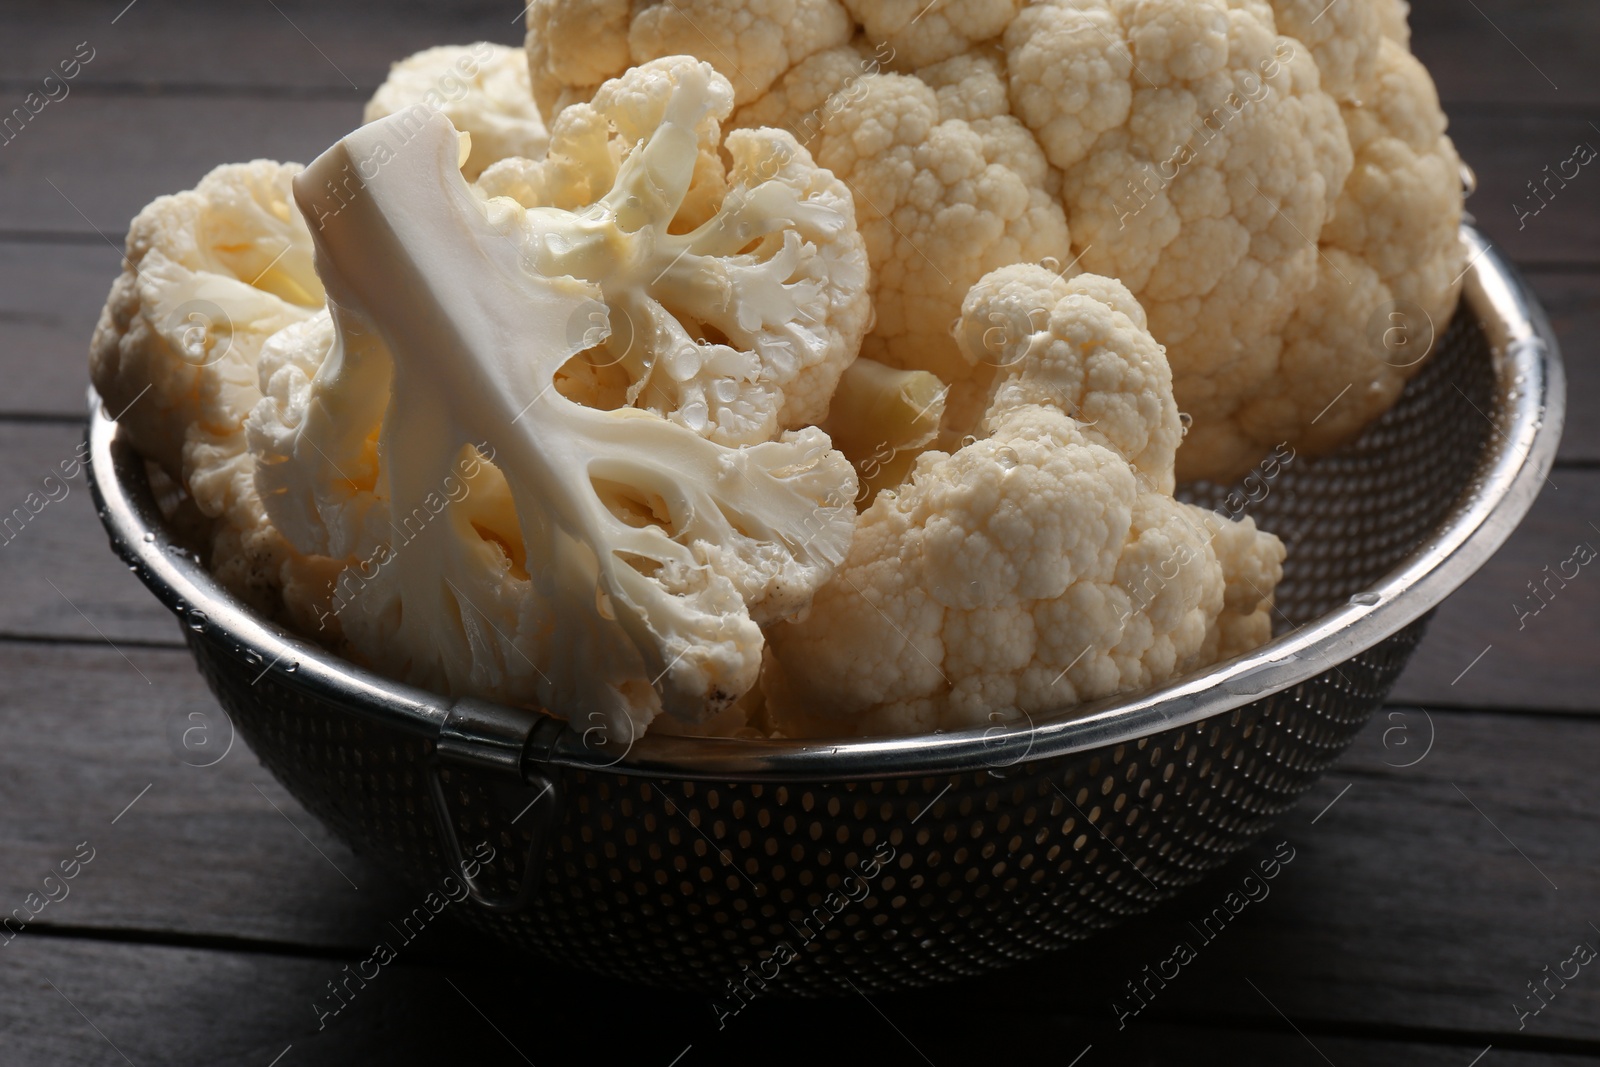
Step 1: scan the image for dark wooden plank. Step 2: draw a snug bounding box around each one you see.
[1454,114,1600,268]
[0,241,122,419]
[4,934,1600,1067]
[0,642,413,949]
[1390,471,1600,712]
[1411,0,1598,107]
[0,97,360,238]
[0,422,182,644]
[0,0,522,95]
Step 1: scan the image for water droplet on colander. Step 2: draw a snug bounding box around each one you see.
[142,531,156,543]
[283,661,299,674]
[186,609,208,632]
[1349,591,1380,606]
[1178,412,1193,436]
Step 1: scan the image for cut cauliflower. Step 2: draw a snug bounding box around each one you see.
[764,267,1284,736]
[474,56,872,444]
[526,0,1466,481]
[89,161,338,625]
[364,42,549,180]
[247,79,861,736]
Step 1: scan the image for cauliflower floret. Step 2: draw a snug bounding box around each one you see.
[524,0,853,114]
[88,160,338,623]
[838,0,1026,69]
[528,0,1465,482]
[740,50,1073,420]
[364,43,549,179]
[249,79,861,736]
[475,57,871,444]
[1228,38,1466,462]
[764,268,1283,736]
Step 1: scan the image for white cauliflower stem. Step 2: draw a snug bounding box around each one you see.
[248,88,859,734]
[765,266,1284,736]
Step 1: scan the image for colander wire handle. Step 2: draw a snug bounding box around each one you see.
[427,698,565,913]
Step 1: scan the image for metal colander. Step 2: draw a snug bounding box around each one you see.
[88,227,1562,997]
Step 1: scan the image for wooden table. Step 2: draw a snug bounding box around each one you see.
[1,2,1597,1063]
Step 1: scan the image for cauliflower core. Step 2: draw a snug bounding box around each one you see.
[246,72,862,736]
[764,267,1285,736]
[524,0,1466,481]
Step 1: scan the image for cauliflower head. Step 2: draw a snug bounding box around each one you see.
[88,160,338,624]
[526,0,1465,481]
[247,79,862,736]
[364,42,549,180]
[764,266,1284,737]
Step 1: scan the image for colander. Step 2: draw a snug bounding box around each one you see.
[87,226,1563,997]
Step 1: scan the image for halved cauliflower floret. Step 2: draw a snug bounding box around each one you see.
[764,267,1283,736]
[248,68,863,737]
[475,56,871,445]
[88,161,338,623]
[526,0,1466,482]
[364,42,549,179]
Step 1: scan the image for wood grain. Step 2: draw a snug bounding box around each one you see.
[1411,0,1599,107]
[0,0,523,95]
[0,97,360,238]
[1390,471,1600,711]
[0,642,413,949]
[0,421,182,645]
[0,240,123,419]
[13,935,1595,1067]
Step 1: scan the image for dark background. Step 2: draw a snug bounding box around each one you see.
[0,1,1597,1063]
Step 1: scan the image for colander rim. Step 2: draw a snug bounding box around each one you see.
[87,225,1565,781]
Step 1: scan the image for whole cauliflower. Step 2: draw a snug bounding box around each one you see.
[763,266,1284,736]
[89,161,338,626]
[247,61,869,737]
[364,42,549,180]
[523,0,1465,481]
